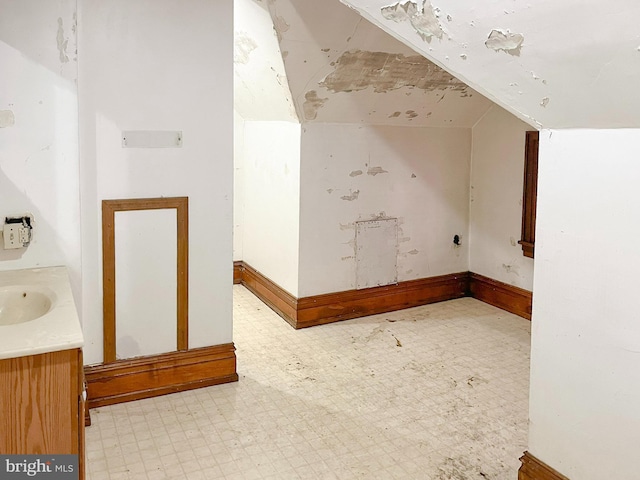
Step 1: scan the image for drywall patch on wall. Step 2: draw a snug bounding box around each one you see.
[485,29,524,56]
[234,32,258,64]
[380,1,444,42]
[303,90,328,120]
[320,50,467,94]
[356,218,398,289]
[56,18,70,63]
[0,110,15,128]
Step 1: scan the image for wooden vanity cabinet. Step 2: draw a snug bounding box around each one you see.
[0,348,85,479]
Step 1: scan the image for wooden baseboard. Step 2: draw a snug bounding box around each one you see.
[234,262,532,326]
[233,261,243,285]
[296,272,469,328]
[84,344,238,409]
[235,262,468,329]
[469,272,532,320]
[519,452,569,480]
[239,262,298,327]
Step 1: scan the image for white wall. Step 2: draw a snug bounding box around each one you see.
[233,110,245,261]
[469,105,534,290]
[529,129,640,479]
[241,121,301,296]
[78,0,233,365]
[298,124,470,297]
[0,1,81,299]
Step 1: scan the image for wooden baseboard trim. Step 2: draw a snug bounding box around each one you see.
[84,344,238,409]
[233,261,243,285]
[469,272,532,320]
[239,262,298,328]
[234,262,532,327]
[519,452,569,480]
[296,272,469,328]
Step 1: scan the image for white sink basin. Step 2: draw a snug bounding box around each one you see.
[0,286,54,326]
[0,267,83,360]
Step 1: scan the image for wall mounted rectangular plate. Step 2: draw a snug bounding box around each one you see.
[122,130,182,148]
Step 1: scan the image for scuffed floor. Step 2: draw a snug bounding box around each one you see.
[86,285,530,479]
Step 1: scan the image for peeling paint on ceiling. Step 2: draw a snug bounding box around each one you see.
[273,15,290,42]
[367,166,388,175]
[263,0,493,126]
[303,90,328,120]
[484,29,524,56]
[341,189,360,201]
[320,50,467,95]
[381,1,444,42]
[234,32,258,64]
[56,17,69,63]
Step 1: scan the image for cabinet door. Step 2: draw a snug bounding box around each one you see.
[0,349,79,454]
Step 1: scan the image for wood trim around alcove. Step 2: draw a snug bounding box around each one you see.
[102,197,189,363]
[92,197,238,410]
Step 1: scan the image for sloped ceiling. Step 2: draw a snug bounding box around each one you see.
[262,0,493,127]
[341,0,640,128]
[234,0,298,122]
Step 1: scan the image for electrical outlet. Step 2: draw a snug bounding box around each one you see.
[3,224,22,249]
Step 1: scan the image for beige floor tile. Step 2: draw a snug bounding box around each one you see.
[86,286,530,479]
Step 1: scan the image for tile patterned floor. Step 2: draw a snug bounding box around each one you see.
[86,285,531,479]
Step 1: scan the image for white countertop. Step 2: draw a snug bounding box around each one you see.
[0,266,84,360]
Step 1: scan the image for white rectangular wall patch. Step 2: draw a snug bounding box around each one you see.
[122,130,182,148]
[355,218,398,290]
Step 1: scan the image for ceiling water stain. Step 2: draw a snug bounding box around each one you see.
[388,111,402,118]
[320,50,468,94]
[405,110,418,119]
[303,90,328,120]
[350,170,363,177]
